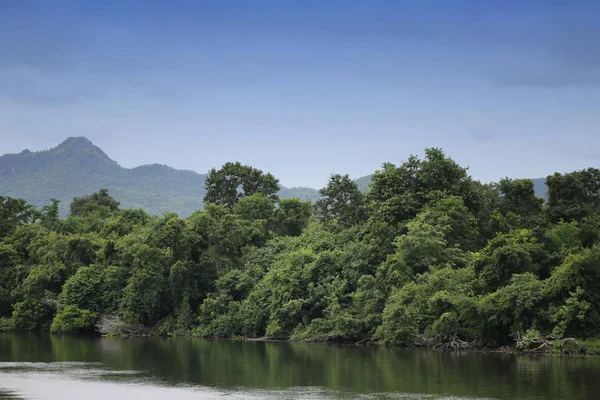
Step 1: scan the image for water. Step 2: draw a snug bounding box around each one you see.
[0,334,598,399]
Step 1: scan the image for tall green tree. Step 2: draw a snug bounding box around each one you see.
[368,148,480,225]
[497,178,544,226]
[272,198,312,237]
[314,174,366,227]
[69,188,120,217]
[547,168,600,222]
[204,162,280,207]
[0,196,38,239]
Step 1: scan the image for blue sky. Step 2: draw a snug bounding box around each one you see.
[1,0,599,187]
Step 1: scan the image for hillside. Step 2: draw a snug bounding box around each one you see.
[0,138,207,216]
[532,177,548,200]
[0,137,550,217]
[0,137,324,217]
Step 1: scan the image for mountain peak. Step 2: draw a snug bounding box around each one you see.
[54,137,113,162]
[57,136,94,150]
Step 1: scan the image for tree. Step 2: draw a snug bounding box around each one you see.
[473,230,543,291]
[546,168,600,222]
[545,246,600,337]
[123,264,169,326]
[314,174,366,227]
[148,214,194,262]
[4,148,600,350]
[497,178,544,226]
[233,193,275,222]
[40,199,61,231]
[69,188,120,217]
[273,198,312,237]
[386,198,475,276]
[50,305,98,333]
[204,162,280,208]
[0,196,38,239]
[59,266,109,314]
[479,273,545,345]
[368,148,480,224]
[187,205,261,274]
[376,267,476,346]
[0,243,18,317]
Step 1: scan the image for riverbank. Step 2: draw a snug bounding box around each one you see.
[200,334,600,356]
[4,321,599,356]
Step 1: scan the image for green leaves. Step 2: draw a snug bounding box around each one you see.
[204,162,280,208]
[50,305,98,333]
[69,189,120,217]
[547,168,600,222]
[0,196,38,239]
[1,151,600,349]
[314,174,366,227]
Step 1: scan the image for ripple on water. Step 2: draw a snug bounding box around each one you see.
[0,389,24,400]
[0,362,499,400]
[0,363,491,400]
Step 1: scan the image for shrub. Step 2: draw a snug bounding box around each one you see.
[50,305,98,333]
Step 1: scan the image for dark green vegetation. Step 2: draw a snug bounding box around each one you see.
[355,175,547,201]
[1,147,599,353]
[0,137,321,217]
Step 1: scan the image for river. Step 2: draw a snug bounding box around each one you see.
[0,333,598,399]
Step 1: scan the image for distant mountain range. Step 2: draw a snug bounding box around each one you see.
[0,137,324,216]
[0,137,548,217]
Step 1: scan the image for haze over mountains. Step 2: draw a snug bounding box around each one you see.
[0,137,547,217]
[0,137,322,216]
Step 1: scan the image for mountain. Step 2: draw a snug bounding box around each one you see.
[532,178,548,200]
[278,186,321,203]
[0,137,207,217]
[0,137,550,217]
[0,137,328,217]
[355,175,373,192]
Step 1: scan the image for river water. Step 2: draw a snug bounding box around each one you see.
[0,333,598,399]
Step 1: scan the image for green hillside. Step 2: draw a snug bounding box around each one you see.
[0,137,206,217]
[278,186,321,203]
[532,177,548,200]
[0,137,330,217]
[0,137,550,217]
[355,175,372,192]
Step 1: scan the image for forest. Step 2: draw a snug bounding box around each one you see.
[1,148,599,352]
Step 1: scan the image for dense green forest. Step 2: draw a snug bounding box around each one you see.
[1,148,599,352]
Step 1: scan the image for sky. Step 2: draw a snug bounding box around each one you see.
[1,0,599,188]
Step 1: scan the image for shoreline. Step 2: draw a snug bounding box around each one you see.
[3,330,597,357]
[197,335,600,357]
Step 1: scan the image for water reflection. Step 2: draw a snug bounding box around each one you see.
[0,390,23,400]
[0,333,598,399]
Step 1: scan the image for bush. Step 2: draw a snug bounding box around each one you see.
[580,338,600,355]
[50,305,98,333]
[266,320,287,339]
[0,317,15,332]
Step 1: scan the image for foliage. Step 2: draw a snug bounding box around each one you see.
[0,137,329,218]
[0,147,598,353]
[314,174,366,227]
[546,168,600,222]
[50,305,98,333]
[204,162,280,207]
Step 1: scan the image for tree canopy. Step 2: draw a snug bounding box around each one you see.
[204,162,280,208]
[1,149,599,354]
